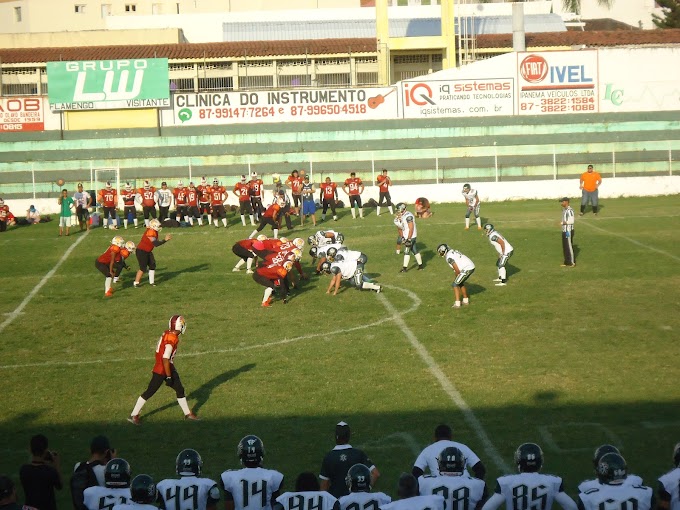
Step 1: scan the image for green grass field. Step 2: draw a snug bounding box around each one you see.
[1,196,679,508]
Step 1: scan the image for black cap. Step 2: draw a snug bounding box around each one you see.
[161,181,167,186]
[559,197,570,202]
[90,435,111,453]
[0,475,14,498]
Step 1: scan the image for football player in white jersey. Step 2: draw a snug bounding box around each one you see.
[381,473,445,510]
[221,435,284,510]
[481,443,577,510]
[418,447,487,510]
[578,445,643,493]
[394,203,424,272]
[313,230,343,247]
[437,244,475,308]
[483,224,514,286]
[313,243,345,272]
[322,258,382,295]
[462,184,482,231]
[339,464,391,510]
[413,425,485,480]
[657,443,680,510]
[274,472,339,510]
[83,458,132,510]
[578,453,654,510]
[157,449,220,510]
[112,474,158,510]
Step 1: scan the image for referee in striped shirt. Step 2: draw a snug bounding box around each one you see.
[560,197,576,267]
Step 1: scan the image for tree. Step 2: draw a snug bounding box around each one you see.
[652,0,680,28]
[561,0,614,15]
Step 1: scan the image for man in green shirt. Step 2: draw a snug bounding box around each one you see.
[58,189,75,237]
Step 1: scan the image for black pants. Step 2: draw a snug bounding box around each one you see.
[136,249,156,272]
[562,230,575,265]
[256,216,278,233]
[0,220,6,232]
[159,206,170,222]
[232,244,253,261]
[378,191,392,206]
[252,273,289,299]
[95,260,112,278]
[141,367,185,400]
[322,199,337,216]
[349,195,362,208]
[103,206,117,220]
[143,206,157,220]
[279,204,293,229]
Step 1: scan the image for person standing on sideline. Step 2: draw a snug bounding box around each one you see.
[58,189,75,237]
[156,182,174,222]
[19,434,63,510]
[285,170,304,216]
[319,422,380,499]
[560,197,576,267]
[412,424,485,480]
[127,315,198,425]
[343,172,365,219]
[657,443,680,510]
[437,244,476,308]
[462,184,482,230]
[319,177,339,222]
[301,175,317,227]
[73,183,92,231]
[234,175,255,227]
[395,203,424,272]
[579,164,602,216]
[121,183,139,230]
[98,182,119,230]
[482,224,514,286]
[134,218,171,287]
[138,181,157,228]
[376,169,394,216]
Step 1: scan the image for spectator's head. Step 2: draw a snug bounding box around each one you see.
[434,424,452,441]
[90,435,112,460]
[397,473,418,499]
[587,164,594,172]
[325,177,331,183]
[61,189,68,197]
[291,170,298,177]
[30,434,49,456]
[382,169,388,175]
[335,421,351,445]
[29,205,36,212]
[350,172,356,177]
[0,476,17,503]
[78,183,84,191]
[295,472,319,491]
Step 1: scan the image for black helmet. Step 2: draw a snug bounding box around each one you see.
[176,448,202,476]
[130,474,156,504]
[514,443,543,473]
[438,446,465,475]
[345,463,371,493]
[592,445,620,470]
[104,458,131,488]
[597,453,627,485]
[238,435,265,466]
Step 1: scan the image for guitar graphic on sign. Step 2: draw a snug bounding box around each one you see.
[367,88,396,109]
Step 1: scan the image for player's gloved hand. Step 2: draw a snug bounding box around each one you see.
[404,239,413,247]
[165,376,173,386]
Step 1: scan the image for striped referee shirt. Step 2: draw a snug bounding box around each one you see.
[562,205,575,232]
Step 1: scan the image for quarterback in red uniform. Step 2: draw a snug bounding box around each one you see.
[138,180,157,227]
[134,219,171,287]
[95,236,125,297]
[98,182,119,229]
[127,315,198,425]
[343,172,365,219]
[210,179,228,228]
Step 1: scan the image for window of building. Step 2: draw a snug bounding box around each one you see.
[101,4,112,17]
[14,6,22,22]
[125,4,137,12]
[75,4,86,13]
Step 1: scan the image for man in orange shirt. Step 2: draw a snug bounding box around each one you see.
[579,164,602,216]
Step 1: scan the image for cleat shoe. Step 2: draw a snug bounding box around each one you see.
[261,299,272,307]
[282,298,288,304]
[149,283,156,287]
[246,269,254,274]
[464,227,469,230]
[453,302,461,308]
[232,267,241,272]
[493,278,502,282]
[127,415,141,425]
[399,267,408,273]
[495,282,507,286]
[417,265,424,271]
[105,289,114,297]
[113,277,119,283]
[184,412,200,421]
[477,226,482,230]
[376,286,382,294]
[579,212,584,216]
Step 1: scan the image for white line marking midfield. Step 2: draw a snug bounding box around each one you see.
[377,288,510,472]
[0,232,89,335]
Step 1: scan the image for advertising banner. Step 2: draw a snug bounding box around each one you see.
[0,96,44,132]
[400,78,515,118]
[47,58,170,111]
[517,51,599,115]
[172,87,398,125]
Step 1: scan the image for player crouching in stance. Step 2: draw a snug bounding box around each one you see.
[232,238,259,274]
[394,203,424,272]
[134,218,171,288]
[483,223,514,286]
[437,244,475,308]
[96,236,125,297]
[254,260,294,307]
[113,241,136,284]
[127,315,198,425]
[157,449,220,510]
[321,254,381,295]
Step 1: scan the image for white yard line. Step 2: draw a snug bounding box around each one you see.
[581,221,680,262]
[377,288,510,473]
[0,232,89,335]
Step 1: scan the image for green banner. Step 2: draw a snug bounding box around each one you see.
[47,58,170,111]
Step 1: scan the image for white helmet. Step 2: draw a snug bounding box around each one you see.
[279,237,289,243]
[213,178,219,186]
[241,175,247,183]
[251,172,258,178]
[124,240,136,252]
[105,181,112,189]
[125,182,132,191]
[283,260,294,271]
[144,180,151,190]
[149,218,162,232]
[169,315,187,335]
[0,198,4,206]
[291,248,302,260]
[293,238,304,249]
[256,234,267,242]
[177,180,184,188]
[201,177,207,185]
[112,236,125,247]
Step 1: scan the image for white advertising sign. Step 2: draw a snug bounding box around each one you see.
[517,51,599,115]
[400,78,515,118]
[173,87,398,125]
[0,97,44,132]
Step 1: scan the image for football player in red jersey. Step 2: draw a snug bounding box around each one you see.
[376,168,394,216]
[248,200,281,239]
[186,182,202,226]
[0,198,12,232]
[96,236,125,297]
[285,170,304,215]
[98,181,119,229]
[138,180,157,228]
[233,175,255,226]
[253,260,293,307]
[173,181,188,223]
[232,238,259,274]
[127,315,198,425]
[319,177,339,222]
[113,241,136,284]
[197,177,212,226]
[343,172,365,219]
[248,172,265,221]
[121,182,139,230]
[134,219,171,287]
[210,179,229,228]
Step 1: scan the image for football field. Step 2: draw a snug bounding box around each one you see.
[1,196,679,506]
